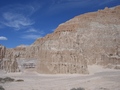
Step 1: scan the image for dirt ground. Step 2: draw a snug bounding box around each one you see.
[0,65,120,90]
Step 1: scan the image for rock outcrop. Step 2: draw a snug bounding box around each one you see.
[1,6,120,74]
[0,45,6,61]
[35,6,120,74]
[0,45,19,72]
[0,44,38,72]
[0,45,6,69]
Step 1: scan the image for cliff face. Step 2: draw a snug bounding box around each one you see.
[0,45,19,72]
[34,6,120,74]
[0,45,6,61]
[1,6,120,74]
[0,44,39,72]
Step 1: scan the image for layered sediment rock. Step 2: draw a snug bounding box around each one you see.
[0,44,38,72]
[0,45,6,69]
[0,45,6,61]
[35,31,89,74]
[35,6,120,74]
[1,6,120,74]
[0,46,19,72]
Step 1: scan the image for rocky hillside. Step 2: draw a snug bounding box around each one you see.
[34,6,120,74]
[0,6,120,74]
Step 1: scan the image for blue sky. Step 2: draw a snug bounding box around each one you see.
[0,0,120,48]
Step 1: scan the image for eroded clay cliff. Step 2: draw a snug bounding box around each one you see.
[1,6,120,74]
[0,44,6,61]
[35,6,120,74]
[0,45,19,72]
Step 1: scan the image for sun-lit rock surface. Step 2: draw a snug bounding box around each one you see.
[35,6,120,74]
[0,46,19,72]
[0,6,120,74]
[0,44,6,61]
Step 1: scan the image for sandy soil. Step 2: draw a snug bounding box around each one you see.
[0,65,120,90]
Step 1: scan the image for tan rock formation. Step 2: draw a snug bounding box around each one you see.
[0,45,38,72]
[35,6,120,74]
[0,45,19,72]
[1,6,120,74]
[0,45,6,69]
[0,44,6,60]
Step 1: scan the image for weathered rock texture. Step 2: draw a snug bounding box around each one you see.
[0,44,38,72]
[35,6,120,74]
[0,45,6,61]
[0,45,6,69]
[0,46,19,72]
[0,6,120,74]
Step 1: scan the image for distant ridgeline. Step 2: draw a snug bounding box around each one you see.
[0,6,120,74]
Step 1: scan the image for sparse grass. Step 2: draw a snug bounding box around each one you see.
[15,79,24,82]
[3,77,15,82]
[0,77,24,83]
[99,87,109,90]
[0,77,14,83]
[71,87,85,90]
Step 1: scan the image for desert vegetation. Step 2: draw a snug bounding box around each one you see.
[71,87,85,90]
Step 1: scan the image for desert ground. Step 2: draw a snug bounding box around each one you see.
[0,65,120,90]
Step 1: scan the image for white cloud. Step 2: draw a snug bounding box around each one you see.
[22,34,42,39]
[26,28,38,33]
[0,36,8,40]
[2,12,34,30]
[26,28,44,34]
[23,28,44,39]
[0,4,40,30]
